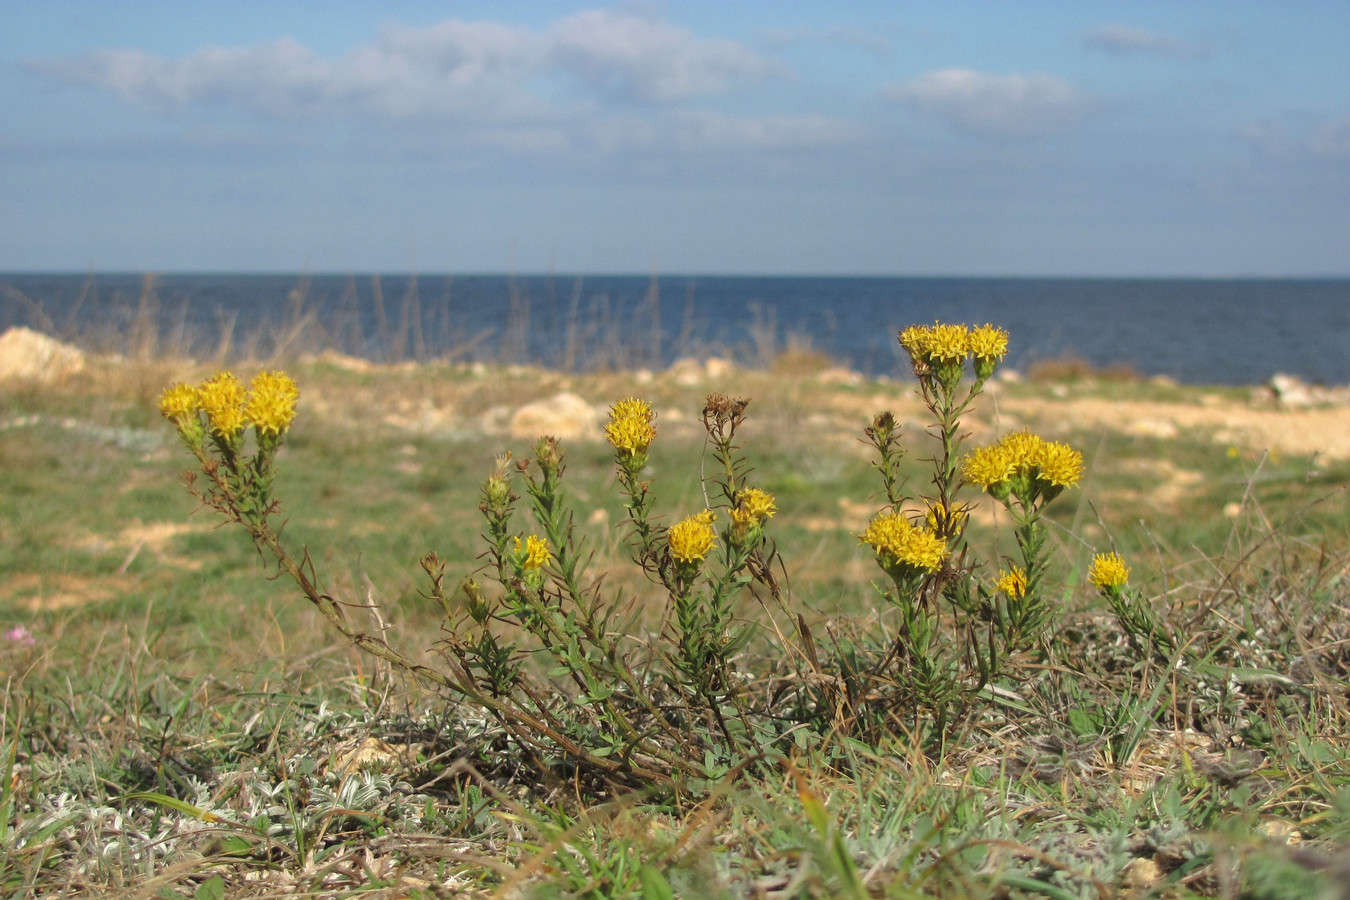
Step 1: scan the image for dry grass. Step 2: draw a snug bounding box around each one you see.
[1025,354,1143,383]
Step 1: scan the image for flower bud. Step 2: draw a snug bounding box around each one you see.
[534,435,563,476]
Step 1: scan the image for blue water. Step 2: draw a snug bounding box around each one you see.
[2,272,1348,385]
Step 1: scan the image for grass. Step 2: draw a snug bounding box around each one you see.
[2,334,1349,898]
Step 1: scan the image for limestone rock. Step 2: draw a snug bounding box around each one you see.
[509,392,600,441]
[668,356,737,386]
[667,357,704,386]
[1269,373,1314,408]
[0,327,85,383]
[704,357,736,379]
[1266,372,1350,408]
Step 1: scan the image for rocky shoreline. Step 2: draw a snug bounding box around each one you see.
[5,325,1350,464]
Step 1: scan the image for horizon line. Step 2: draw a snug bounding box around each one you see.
[4,269,1350,281]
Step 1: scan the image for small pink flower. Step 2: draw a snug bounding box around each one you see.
[5,626,35,646]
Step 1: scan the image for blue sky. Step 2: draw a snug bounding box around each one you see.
[3,1,1347,275]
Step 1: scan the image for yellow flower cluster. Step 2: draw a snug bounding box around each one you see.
[514,534,552,571]
[996,567,1028,600]
[730,488,777,529]
[243,371,301,436]
[159,370,300,440]
[158,382,198,421]
[196,372,247,437]
[605,397,656,457]
[967,325,1011,362]
[900,322,970,364]
[859,512,948,574]
[1088,552,1130,591]
[961,430,1084,493]
[668,510,717,564]
[1035,442,1085,488]
[898,322,1009,377]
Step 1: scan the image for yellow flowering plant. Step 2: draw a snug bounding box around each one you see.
[859,512,948,588]
[845,322,1024,733]
[996,567,1028,601]
[1088,551,1174,658]
[158,369,299,530]
[605,397,660,564]
[604,393,787,740]
[854,509,959,712]
[159,321,1159,784]
[1088,552,1130,593]
[892,323,1009,583]
[604,396,657,465]
[454,392,791,768]
[668,510,717,567]
[957,428,1086,652]
[160,371,693,785]
[841,322,1102,740]
[512,534,552,590]
[729,487,776,549]
[196,371,248,444]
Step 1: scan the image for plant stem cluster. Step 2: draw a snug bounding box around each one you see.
[159,324,1177,786]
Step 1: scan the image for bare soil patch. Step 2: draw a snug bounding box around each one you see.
[998,394,1350,461]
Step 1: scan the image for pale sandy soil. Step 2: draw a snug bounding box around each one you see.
[291,355,1350,465]
[999,394,1350,462]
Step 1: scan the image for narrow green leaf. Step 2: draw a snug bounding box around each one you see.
[114,791,241,827]
[637,864,676,900]
[219,835,254,857]
[996,873,1082,900]
[194,875,226,900]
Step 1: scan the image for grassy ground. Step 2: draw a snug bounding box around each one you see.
[2,348,1349,898]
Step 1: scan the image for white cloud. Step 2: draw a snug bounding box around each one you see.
[26,8,781,118]
[1084,24,1212,61]
[547,9,783,102]
[30,28,540,120]
[23,8,862,163]
[883,69,1086,137]
[1237,115,1350,163]
[38,39,328,113]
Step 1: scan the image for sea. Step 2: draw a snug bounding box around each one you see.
[3,272,1348,386]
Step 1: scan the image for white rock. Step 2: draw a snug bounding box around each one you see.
[0,327,85,383]
[704,357,736,379]
[1269,373,1314,408]
[667,357,704,386]
[509,392,600,441]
